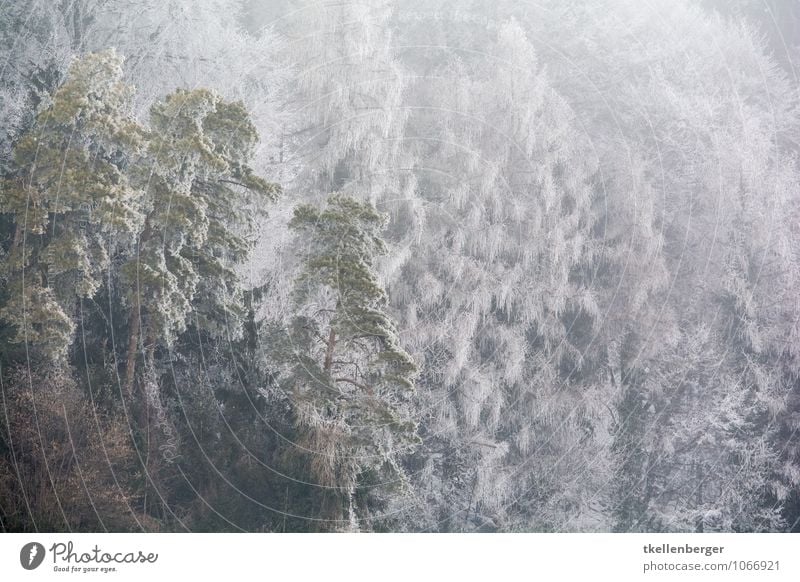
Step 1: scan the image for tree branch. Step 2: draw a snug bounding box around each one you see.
[334,377,374,396]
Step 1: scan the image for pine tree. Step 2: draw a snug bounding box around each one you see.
[0,50,144,362]
[122,88,279,395]
[279,194,418,531]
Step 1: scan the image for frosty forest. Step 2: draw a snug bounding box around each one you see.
[1,0,799,533]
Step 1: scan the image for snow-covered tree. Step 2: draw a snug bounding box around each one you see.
[385,18,603,530]
[0,1,73,171]
[123,87,278,394]
[276,194,418,531]
[519,0,800,531]
[276,0,407,200]
[0,50,143,362]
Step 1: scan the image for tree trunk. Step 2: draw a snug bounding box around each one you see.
[323,328,336,373]
[125,297,140,398]
[11,221,22,252]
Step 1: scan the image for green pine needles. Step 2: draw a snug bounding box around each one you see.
[0,50,279,374]
[0,50,143,362]
[284,194,419,531]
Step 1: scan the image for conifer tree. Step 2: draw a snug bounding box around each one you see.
[123,88,279,395]
[280,194,418,531]
[0,50,143,362]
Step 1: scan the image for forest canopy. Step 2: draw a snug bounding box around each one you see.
[1,0,799,533]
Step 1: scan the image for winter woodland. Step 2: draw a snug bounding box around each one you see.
[1,0,799,532]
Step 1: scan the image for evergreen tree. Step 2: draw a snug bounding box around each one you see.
[118,88,279,517]
[278,194,418,531]
[0,50,144,362]
[123,87,278,395]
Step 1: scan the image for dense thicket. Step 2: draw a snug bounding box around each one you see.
[1,0,798,532]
